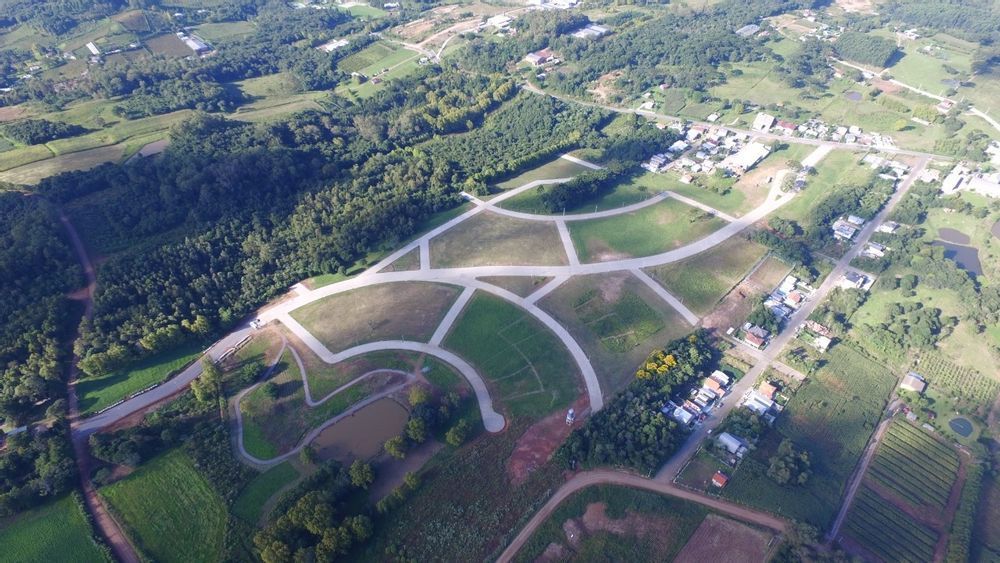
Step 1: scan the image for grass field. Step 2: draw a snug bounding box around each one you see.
[443,292,578,419]
[492,157,592,193]
[501,171,663,215]
[337,42,413,75]
[844,486,939,562]
[342,4,388,18]
[192,21,255,41]
[721,344,895,527]
[477,276,553,297]
[569,198,726,263]
[101,449,227,563]
[430,212,568,268]
[146,33,194,57]
[286,330,415,400]
[866,420,960,510]
[232,462,299,524]
[771,150,872,225]
[540,272,688,393]
[290,282,462,352]
[645,236,769,315]
[515,485,712,562]
[78,342,203,415]
[0,495,109,563]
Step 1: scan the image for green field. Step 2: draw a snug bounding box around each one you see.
[772,150,872,225]
[430,212,569,268]
[501,171,663,215]
[845,486,939,563]
[443,292,578,418]
[232,462,299,524]
[0,495,109,563]
[337,42,413,75]
[77,341,203,414]
[569,198,726,263]
[721,344,895,527]
[493,156,592,192]
[101,449,227,563]
[867,420,959,510]
[342,4,388,18]
[645,236,768,315]
[192,21,256,41]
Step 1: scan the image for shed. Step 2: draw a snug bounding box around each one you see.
[717,432,744,454]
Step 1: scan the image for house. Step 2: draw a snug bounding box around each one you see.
[703,377,724,394]
[783,291,803,309]
[941,164,970,195]
[832,218,859,241]
[735,24,760,37]
[805,320,833,337]
[709,370,731,387]
[717,432,746,455]
[757,381,778,401]
[936,99,955,114]
[712,471,730,488]
[672,406,695,425]
[752,112,776,132]
[837,271,868,290]
[748,325,770,340]
[779,275,797,294]
[86,42,101,56]
[877,221,899,234]
[967,175,1000,198]
[745,331,767,349]
[775,120,796,135]
[524,48,555,66]
[668,140,689,153]
[721,142,771,175]
[812,335,832,353]
[862,242,886,258]
[707,112,720,123]
[900,372,927,394]
[742,390,775,415]
[846,215,865,227]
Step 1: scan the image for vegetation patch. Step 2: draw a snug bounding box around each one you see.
[844,486,938,562]
[232,462,300,525]
[866,420,959,510]
[492,156,591,192]
[0,495,110,563]
[477,276,553,297]
[430,212,569,268]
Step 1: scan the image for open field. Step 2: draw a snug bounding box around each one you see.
[866,420,960,511]
[146,33,195,57]
[722,344,895,527]
[337,41,415,75]
[974,474,1000,559]
[342,4,388,18]
[232,461,299,524]
[101,449,227,563]
[290,281,462,352]
[477,276,553,297]
[645,236,768,315]
[493,156,592,192]
[430,212,569,268]
[77,341,204,415]
[514,485,736,562]
[192,21,256,41]
[844,486,939,563]
[0,143,126,184]
[540,272,688,394]
[443,292,579,419]
[0,495,109,563]
[569,198,726,263]
[770,150,872,225]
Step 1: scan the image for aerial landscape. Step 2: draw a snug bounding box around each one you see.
[1,0,1000,561]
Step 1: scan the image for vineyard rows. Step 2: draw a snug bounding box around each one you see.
[918,354,1000,408]
[846,487,938,563]
[866,421,959,509]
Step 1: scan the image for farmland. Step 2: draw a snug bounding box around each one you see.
[845,486,939,562]
[867,420,960,510]
[0,495,109,563]
[100,449,227,563]
[442,292,579,419]
[916,353,1000,417]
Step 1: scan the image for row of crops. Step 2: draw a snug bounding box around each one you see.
[917,354,1000,414]
[845,486,939,563]
[868,421,959,509]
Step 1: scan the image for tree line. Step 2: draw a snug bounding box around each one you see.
[1,119,89,145]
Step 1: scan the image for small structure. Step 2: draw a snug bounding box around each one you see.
[805,320,833,337]
[744,325,770,349]
[757,381,778,401]
[742,390,775,416]
[735,24,760,37]
[837,271,868,290]
[877,221,899,234]
[752,112,776,132]
[86,42,101,56]
[717,432,746,455]
[774,120,796,136]
[711,471,730,488]
[565,408,576,425]
[900,372,927,394]
[317,38,350,52]
[703,377,725,394]
[181,34,210,54]
[812,334,832,353]
[571,23,610,39]
[524,48,555,66]
[709,370,731,387]
[672,406,695,425]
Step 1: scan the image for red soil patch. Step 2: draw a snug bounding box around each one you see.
[673,514,772,563]
[871,78,902,94]
[0,106,28,122]
[507,395,589,485]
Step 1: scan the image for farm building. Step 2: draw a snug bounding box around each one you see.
[900,372,927,394]
[317,38,350,52]
[571,24,610,39]
[86,42,101,56]
[735,24,760,37]
[524,48,555,66]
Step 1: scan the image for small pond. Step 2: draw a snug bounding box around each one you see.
[949,417,973,438]
[938,227,971,245]
[311,396,409,462]
[844,91,862,102]
[931,240,983,276]
[992,219,1000,240]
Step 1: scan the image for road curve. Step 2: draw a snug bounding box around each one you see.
[496,469,789,562]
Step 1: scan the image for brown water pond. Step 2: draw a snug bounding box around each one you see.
[311,397,409,462]
[992,219,1000,240]
[938,227,971,245]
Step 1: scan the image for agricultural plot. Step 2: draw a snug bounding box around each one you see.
[917,353,1000,416]
[290,282,462,353]
[844,486,939,563]
[101,449,227,563]
[443,292,579,419]
[0,495,109,563]
[430,212,569,268]
[568,198,726,263]
[867,420,959,510]
[337,42,412,75]
[145,33,196,57]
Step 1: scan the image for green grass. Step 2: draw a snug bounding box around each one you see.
[443,292,578,419]
[101,449,227,563]
[342,4,387,18]
[232,462,299,524]
[492,157,592,192]
[78,342,203,415]
[192,21,255,41]
[0,495,110,563]
[645,236,768,315]
[845,486,938,563]
[337,42,412,75]
[773,150,872,226]
[501,171,660,214]
[569,198,726,263]
[430,212,568,268]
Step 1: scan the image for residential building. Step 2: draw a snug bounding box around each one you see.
[774,120,796,135]
[812,335,832,353]
[524,48,555,66]
[752,112,776,132]
[877,221,899,234]
[900,372,927,394]
[742,390,775,415]
[712,471,730,488]
[717,432,746,455]
[709,370,731,387]
[837,271,868,290]
[757,381,778,401]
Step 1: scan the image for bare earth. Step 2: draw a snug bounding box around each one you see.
[674,514,773,563]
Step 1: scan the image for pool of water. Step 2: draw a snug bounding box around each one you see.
[992,219,1000,240]
[845,91,862,102]
[938,227,971,245]
[311,396,409,462]
[931,240,983,276]
[949,417,973,438]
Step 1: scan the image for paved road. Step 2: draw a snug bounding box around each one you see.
[496,468,789,562]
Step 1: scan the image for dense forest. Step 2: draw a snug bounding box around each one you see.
[834,32,899,67]
[0,119,89,145]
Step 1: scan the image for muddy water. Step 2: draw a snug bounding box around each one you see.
[931,240,983,275]
[992,219,1000,240]
[311,397,409,462]
[938,227,971,245]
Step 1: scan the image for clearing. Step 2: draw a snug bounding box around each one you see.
[430,212,569,268]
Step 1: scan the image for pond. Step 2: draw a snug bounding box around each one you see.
[844,91,862,102]
[938,227,971,245]
[311,397,409,462]
[931,240,983,276]
[949,417,973,438]
[992,219,1000,240]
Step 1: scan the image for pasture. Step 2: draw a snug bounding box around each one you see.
[866,420,960,510]
[101,449,227,563]
[232,462,300,524]
[0,495,109,563]
[146,33,195,57]
[430,212,569,267]
[192,21,256,41]
[645,236,768,315]
[77,341,203,415]
[442,292,578,419]
[290,281,462,352]
[568,198,726,263]
[844,486,939,563]
[342,4,388,18]
[540,272,688,393]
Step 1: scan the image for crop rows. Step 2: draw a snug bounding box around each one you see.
[887,421,959,470]
[918,354,1000,407]
[865,421,959,509]
[846,487,937,563]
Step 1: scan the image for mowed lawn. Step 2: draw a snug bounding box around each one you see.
[290,282,462,352]
[232,462,299,524]
[645,236,769,315]
[443,292,578,419]
[77,341,203,414]
[0,495,109,563]
[569,198,726,263]
[101,449,227,563]
[430,212,569,268]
